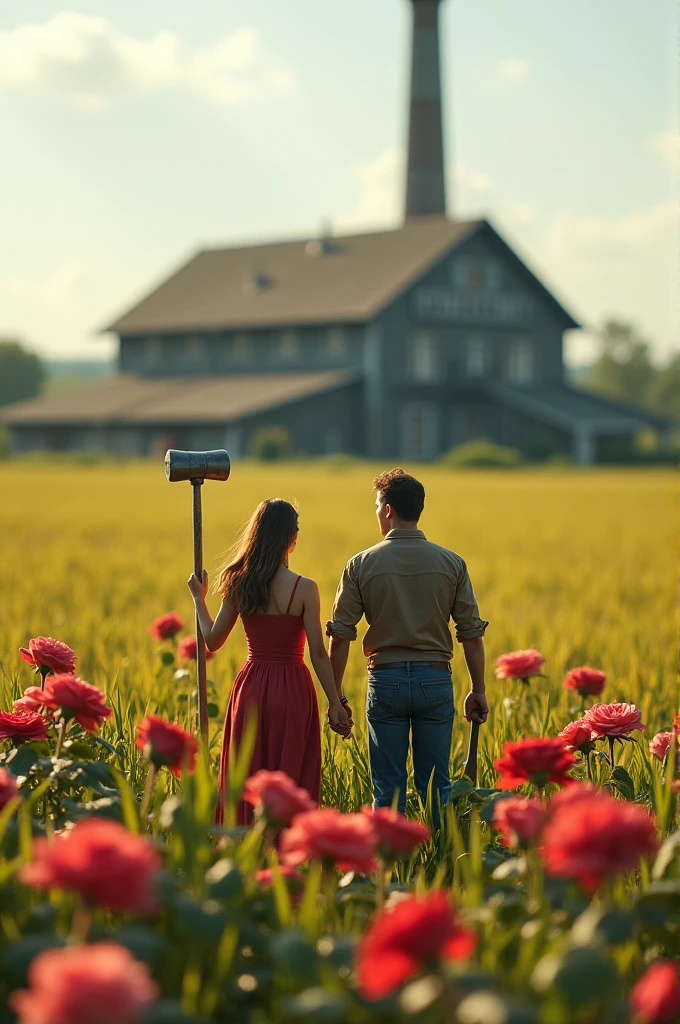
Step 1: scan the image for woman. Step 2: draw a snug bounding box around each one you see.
[188,498,350,824]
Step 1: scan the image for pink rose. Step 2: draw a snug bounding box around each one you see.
[14,686,52,716]
[41,675,111,733]
[150,612,183,641]
[243,770,316,826]
[177,635,214,661]
[281,808,378,874]
[361,806,430,859]
[19,636,76,676]
[492,796,547,849]
[0,710,48,743]
[136,715,198,776]
[563,666,606,698]
[558,718,596,754]
[584,702,645,738]
[649,732,673,762]
[20,819,161,914]
[0,768,19,811]
[630,961,680,1024]
[495,649,545,681]
[10,942,158,1024]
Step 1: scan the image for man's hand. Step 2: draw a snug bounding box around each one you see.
[464,691,489,724]
[328,702,352,739]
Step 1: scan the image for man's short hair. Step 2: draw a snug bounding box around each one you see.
[373,468,425,522]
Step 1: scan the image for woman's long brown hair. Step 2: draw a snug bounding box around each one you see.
[215,499,299,615]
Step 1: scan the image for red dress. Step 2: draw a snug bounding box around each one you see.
[216,577,321,825]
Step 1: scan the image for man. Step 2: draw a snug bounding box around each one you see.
[326,468,488,825]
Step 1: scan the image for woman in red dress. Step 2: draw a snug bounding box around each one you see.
[188,498,350,824]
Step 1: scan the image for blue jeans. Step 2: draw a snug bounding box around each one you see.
[366,662,454,828]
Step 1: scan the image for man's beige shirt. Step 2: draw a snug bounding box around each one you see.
[326,528,488,666]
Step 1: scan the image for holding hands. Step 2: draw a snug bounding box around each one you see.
[328,700,353,739]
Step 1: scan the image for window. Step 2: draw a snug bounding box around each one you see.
[506,339,535,384]
[451,258,502,291]
[410,333,438,382]
[145,337,162,367]
[402,403,439,460]
[232,333,250,361]
[280,329,299,359]
[327,327,346,357]
[466,335,487,377]
[186,335,204,362]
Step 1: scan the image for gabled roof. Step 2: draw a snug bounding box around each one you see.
[1,371,358,426]
[105,216,578,335]
[106,218,481,334]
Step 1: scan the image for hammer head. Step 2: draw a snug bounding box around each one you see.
[165,449,231,483]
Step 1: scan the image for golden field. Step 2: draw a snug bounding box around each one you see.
[0,460,675,795]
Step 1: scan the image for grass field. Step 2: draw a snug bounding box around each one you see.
[0,460,677,1022]
[0,460,675,796]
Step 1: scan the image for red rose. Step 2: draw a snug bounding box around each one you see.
[10,941,159,1024]
[492,796,547,849]
[361,806,430,859]
[243,770,316,826]
[150,612,183,641]
[136,715,198,776]
[630,961,680,1024]
[0,709,48,743]
[494,737,575,790]
[563,665,606,698]
[548,782,600,812]
[41,675,111,733]
[20,818,161,914]
[355,891,476,1000]
[0,768,19,811]
[19,636,76,676]
[495,649,545,681]
[541,790,658,893]
[649,732,673,763]
[280,808,378,873]
[177,635,214,661]
[558,718,596,754]
[584,701,645,738]
[14,686,52,716]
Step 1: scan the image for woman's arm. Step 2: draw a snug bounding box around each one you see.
[188,570,238,652]
[301,579,350,735]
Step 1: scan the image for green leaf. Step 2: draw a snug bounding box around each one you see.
[1,936,67,988]
[161,650,175,666]
[571,904,633,947]
[652,829,680,880]
[532,946,618,1008]
[609,765,635,801]
[205,858,243,902]
[173,895,228,944]
[449,777,475,800]
[6,745,39,778]
[270,930,317,987]
[207,702,219,718]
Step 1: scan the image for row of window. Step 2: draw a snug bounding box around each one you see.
[410,333,536,385]
[139,328,348,367]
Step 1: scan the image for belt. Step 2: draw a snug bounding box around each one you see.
[367,659,450,671]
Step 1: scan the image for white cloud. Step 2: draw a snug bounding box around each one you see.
[499,58,531,81]
[546,202,675,259]
[0,12,296,110]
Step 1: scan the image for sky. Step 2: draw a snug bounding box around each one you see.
[0,0,676,365]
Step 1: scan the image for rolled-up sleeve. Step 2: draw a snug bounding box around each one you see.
[452,561,489,641]
[325,561,364,640]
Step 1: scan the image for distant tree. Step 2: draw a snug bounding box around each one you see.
[646,352,680,421]
[0,339,45,407]
[586,320,657,406]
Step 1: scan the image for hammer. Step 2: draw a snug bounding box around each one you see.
[165,449,230,742]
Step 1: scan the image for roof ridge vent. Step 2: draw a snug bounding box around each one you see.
[305,220,335,257]
[243,270,272,296]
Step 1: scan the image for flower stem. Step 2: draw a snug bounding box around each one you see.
[39,665,50,690]
[54,718,66,759]
[375,862,387,914]
[608,737,616,769]
[140,763,157,824]
[70,898,92,944]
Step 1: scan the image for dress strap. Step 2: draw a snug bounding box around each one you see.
[285,575,302,614]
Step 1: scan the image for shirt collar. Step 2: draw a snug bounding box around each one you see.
[385,528,426,541]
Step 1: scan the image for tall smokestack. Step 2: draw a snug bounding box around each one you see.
[405,0,447,219]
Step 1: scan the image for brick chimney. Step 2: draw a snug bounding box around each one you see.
[405,0,447,219]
